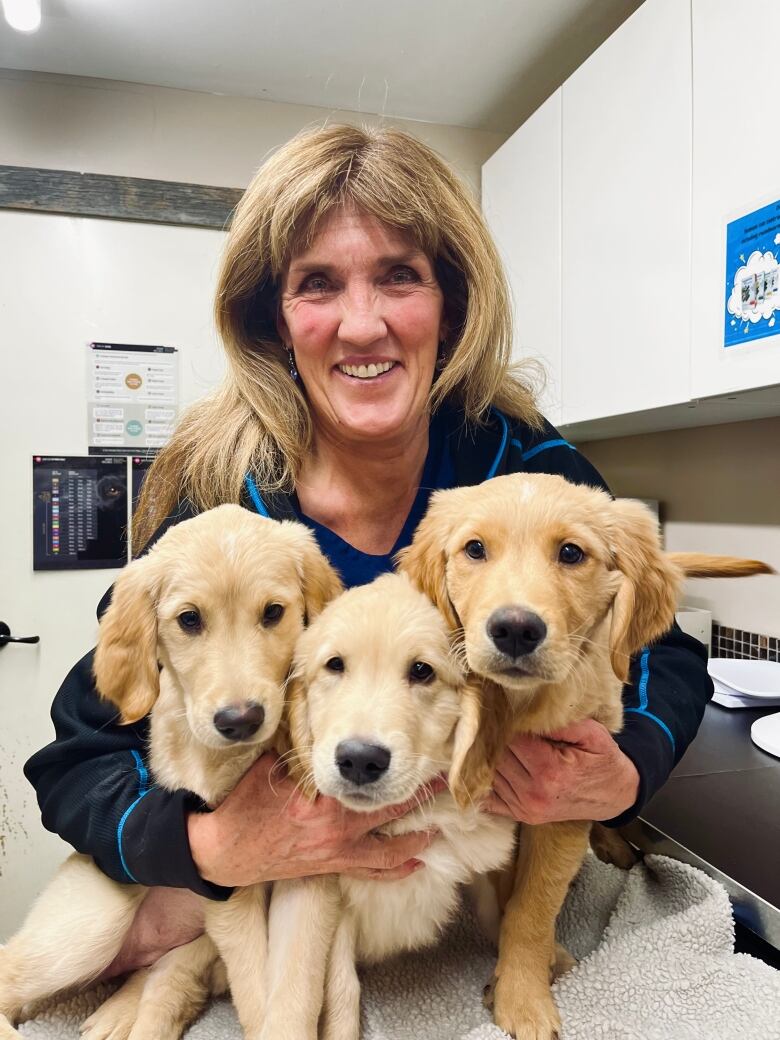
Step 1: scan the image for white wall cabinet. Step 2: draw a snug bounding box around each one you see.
[482,90,562,427]
[560,0,692,424]
[690,0,780,398]
[482,0,780,437]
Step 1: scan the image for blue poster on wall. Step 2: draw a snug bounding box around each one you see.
[724,198,780,348]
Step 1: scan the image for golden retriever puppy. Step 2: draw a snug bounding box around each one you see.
[0,505,341,1040]
[398,472,773,1040]
[275,573,517,1040]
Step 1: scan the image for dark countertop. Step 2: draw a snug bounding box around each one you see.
[625,702,780,948]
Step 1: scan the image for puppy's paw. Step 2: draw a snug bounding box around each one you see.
[80,992,136,1040]
[589,824,641,870]
[492,976,561,1040]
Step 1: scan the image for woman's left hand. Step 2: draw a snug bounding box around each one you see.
[483,719,640,824]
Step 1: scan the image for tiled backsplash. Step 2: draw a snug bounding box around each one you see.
[712,622,779,661]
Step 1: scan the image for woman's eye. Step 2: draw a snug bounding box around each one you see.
[409,661,435,685]
[178,610,202,633]
[559,543,586,565]
[262,603,285,626]
[325,656,345,673]
[299,274,330,294]
[464,539,486,561]
[386,266,418,285]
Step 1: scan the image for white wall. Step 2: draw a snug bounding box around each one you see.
[0,69,505,193]
[578,419,780,637]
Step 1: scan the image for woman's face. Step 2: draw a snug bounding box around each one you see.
[277,207,446,447]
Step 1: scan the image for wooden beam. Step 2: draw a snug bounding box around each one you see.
[0,165,244,229]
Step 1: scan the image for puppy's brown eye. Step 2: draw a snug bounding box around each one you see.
[262,603,284,626]
[178,610,202,633]
[325,656,345,673]
[464,540,486,561]
[559,543,585,565]
[409,661,435,684]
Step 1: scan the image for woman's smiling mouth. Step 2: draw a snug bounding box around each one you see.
[337,360,398,380]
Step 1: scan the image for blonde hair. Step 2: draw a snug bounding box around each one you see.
[133,123,539,549]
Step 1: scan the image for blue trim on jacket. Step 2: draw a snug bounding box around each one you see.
[116,750,150,883]
[244,473,269,517]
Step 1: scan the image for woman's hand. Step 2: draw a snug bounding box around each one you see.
[484,719,640,824]
[188,753,444,888]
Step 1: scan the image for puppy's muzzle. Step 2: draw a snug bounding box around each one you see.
[487,607,547,660]
[336,740,391,786]
[212,701,265,742]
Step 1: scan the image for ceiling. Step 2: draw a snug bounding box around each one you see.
[0,0,644,133]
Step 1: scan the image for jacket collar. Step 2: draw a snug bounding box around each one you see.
[241,404,512,520]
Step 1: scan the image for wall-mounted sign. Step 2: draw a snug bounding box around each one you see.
[724,198,780,348]
[87,342,178,455]
[33,455,128,570]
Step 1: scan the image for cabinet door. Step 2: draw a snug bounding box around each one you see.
[482,90,562,427]
[690,0,780,397]
[561,0,692,424]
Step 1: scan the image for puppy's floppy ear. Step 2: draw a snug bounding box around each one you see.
[449,679,511,809]
[288,525,343,621]
[396,493,459,630]
[93,551,163,724]
[285,673,316,799]
[606,499,682,684]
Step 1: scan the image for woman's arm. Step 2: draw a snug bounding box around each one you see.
[24,649,234,897]
[484,626,711,826]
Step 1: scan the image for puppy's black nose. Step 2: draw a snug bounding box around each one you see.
[335,740,391,786]
[487,608,547,659]
[213,702,265,742]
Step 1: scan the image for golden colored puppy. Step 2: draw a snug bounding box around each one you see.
[0,505,341,1040]
[271,574,517,1040]
[398,472,772,1040]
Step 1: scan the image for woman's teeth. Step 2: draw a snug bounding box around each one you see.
[338,361,395,379]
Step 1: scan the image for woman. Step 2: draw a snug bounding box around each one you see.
[25,125,710,971]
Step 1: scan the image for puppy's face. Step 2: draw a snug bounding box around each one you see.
[291,574,470,811]
[94,505,342,751]
[399,474,680,701]
[154,540,308,750]
[440,482,620,695]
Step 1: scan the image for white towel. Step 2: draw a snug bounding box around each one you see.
[18,854,780,1040]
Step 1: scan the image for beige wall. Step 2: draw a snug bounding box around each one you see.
[578,418,780,637]
[0,69,504,193]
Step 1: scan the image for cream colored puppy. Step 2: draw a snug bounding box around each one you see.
[0,505,341,1040]
[274,573,516,1040]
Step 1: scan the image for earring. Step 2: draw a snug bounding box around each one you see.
[435,341,448,372]
[287,348,299,382]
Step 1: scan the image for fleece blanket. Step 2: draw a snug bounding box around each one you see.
[18,854,780,1040]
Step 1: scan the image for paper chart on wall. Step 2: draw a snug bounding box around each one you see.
[87,342,178,455]
[724,198,780,349]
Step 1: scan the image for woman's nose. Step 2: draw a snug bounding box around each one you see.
[338,288,387,346]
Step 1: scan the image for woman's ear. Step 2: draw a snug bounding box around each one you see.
[449,679,511,809]
[285,674,316,799]
[396,493,458,630]
[93,552,163,724]
[606,499,682,683]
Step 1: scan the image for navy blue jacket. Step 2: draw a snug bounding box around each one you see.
[24,408,712,899]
